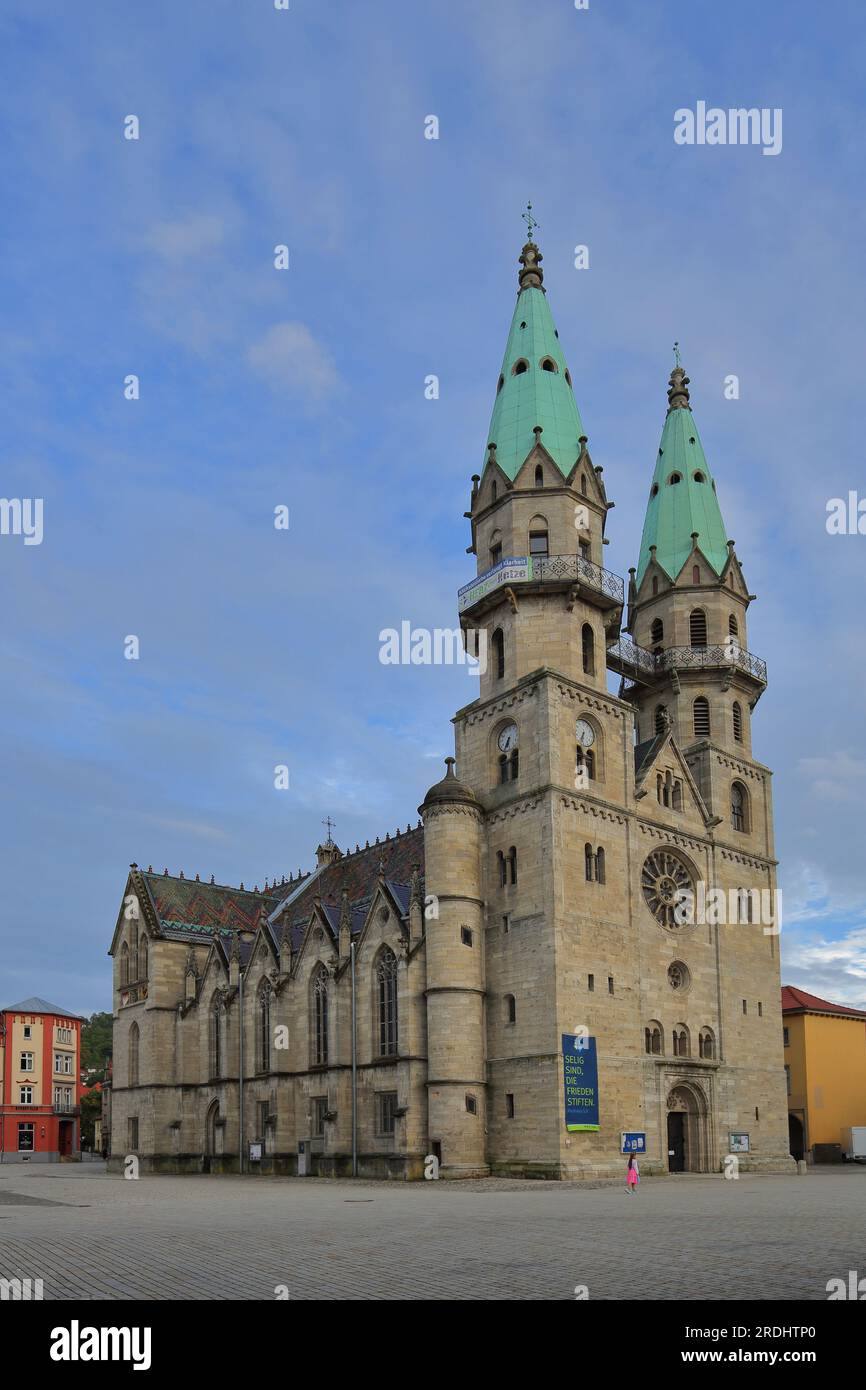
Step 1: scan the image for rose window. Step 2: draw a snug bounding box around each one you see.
[641,850,693,929]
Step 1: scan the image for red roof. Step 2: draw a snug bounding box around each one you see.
[781,985,866,1019]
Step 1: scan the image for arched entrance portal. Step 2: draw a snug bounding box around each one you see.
[666,1084,710,1173]
[788,1114,805,1161]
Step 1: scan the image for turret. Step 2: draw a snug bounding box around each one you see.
[419,759,487,1177]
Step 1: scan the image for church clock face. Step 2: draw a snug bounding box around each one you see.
[497,723,518,753]
[575,718,595,748]
[641,850,693,930]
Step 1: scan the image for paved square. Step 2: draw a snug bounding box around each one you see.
[0,1164,862,1300]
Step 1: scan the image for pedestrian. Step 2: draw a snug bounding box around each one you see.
[626,1153,640,1194]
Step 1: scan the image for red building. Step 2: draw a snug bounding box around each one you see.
[0,997,83,1163]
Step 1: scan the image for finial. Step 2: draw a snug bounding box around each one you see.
[522,201,539,242]
[444,756,456,776]
[518,207,544,291]
[666,350,691,413]
[322,815,336,845]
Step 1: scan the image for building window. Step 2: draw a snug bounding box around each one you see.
[732,701,743,742]
[698,1027,716,1059]
[758,1001,763,1017]
[669,472,682,485]
[18,1123,34,1152]
[652,576,658,595]
[53,1052,72,1075]
[785,1065,791,1096]
[128,1023,139,1088]
[138,936,148,981]
[534,464,544,487]
[742,999,748,1015]
[128,1117,139,1150]
[585,844,604,883]
[585,843,594,882]
[258,983,272,1072]
[529,529,549,557]
[506,1093,515,1119]
[19,1086,33,1105]
[491,480,497,501]
[489,530,502,566]
[689,609,708,648]
[693,696,710,737]
[540,357,558,373]
[581,623,595,675]
[210,995,222,1078]
[729,613,738,636]
[120,942,129,987]
[512,359,529,376]
[580,473,587,496]
[672,1026,690,1057]
[596,848,606,884]
[312,1096,328,1137]
[575,747,595,782]
[492,628,505,679]
[502,914,510,933]
[23,1025,32,1039]
[19,1052,34,1071]
[650,618,663,644]
[783,1026,789,1047]
[579,538,591,561]
[505,994,516,1024]
[497,850,507,887]
[57,1027,72,1044]
[376,948,399,1056]
[692,564,700,584]
[312,965,329,1066]
[508,846,518,885]
[465,1094,477,1115]
[608,975,614,995]
[259,1100,271,1136]
[731,781,748,832]
[588,974,595,992]
[461,926,473,947]
[644,1024,663,1055]
[377,1092,398,1137]
[654,704,667,735]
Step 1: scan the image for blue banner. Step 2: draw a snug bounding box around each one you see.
[562,1034,599,1131]
[621,1132,646,1154]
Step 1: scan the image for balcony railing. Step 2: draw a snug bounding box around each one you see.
[458,553,624,613]
[607,637,767,685]
[52,1104,80,1117]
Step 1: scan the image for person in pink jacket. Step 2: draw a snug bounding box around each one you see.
[626,1154,640,1194]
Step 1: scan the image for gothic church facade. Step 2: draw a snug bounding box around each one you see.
[107,235,793,1179]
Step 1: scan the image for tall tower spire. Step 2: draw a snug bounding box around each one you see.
[482,216,586,483]
[635,353,730,586]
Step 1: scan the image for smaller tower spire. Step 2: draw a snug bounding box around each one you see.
[667,345,691,412]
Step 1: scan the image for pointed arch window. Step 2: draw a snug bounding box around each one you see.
[534,464,544,487]
[504,994,516,1025]
[652,576,658,595]
[129,922,138,979]
[732,700,743,742]
[693,696,710,737]
[508,846,518,885]
[668,472,682,485]
[492,628,505,680]
[540,357,558,373]
[210,995,222,1078]
[672,1026,690,1058]
[692,565,701,584]
[512,359,529,376]
[580,474,588,496]
[645,1022,663,1055]
[650,618,663,644]
[491,480,498,502]
[489,530,502,566]
[729,613,739,636]
[585,843,594,882]
[654,704,668,735]
[581,623,595,676]
[120,942,129,988]
[376,948,399,1057]
[731,781,748,833]
[138,936,148,982]
[312,965,329,1066]
[128,1022,139,1088]
[595,847,606,885]
[689,609,707,647]
[258,982,272,1072]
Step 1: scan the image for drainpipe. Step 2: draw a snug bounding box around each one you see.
[351,941,358,1177]
[238,967,244,1175]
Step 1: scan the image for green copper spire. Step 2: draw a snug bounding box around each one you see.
[483,227,586,482]
[636,358,730,585]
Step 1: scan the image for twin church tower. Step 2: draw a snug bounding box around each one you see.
[108,230,791,1178]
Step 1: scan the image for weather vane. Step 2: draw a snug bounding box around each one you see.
[322,815,336,842]
[673,340,682,368]
[522,201,539,241]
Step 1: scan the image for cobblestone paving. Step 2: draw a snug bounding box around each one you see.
[0,1164,862,1300]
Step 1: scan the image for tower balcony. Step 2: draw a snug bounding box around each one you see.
[458,553,624,619]
[607,636,768,689]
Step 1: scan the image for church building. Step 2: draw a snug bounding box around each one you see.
[107,231,793,1179]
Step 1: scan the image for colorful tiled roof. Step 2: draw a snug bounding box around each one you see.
[781,985,866,1019]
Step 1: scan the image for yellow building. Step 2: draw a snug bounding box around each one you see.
[782,986,866,1161]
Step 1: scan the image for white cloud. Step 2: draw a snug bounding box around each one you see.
[246,321,338,399]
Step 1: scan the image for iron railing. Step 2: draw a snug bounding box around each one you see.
[607,637,767,685]
[533,554,625,604]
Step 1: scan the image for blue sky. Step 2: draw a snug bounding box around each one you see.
[1,0,865,1014]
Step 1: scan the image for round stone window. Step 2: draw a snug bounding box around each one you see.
[667,961,691,992]
[641,850,693,930]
